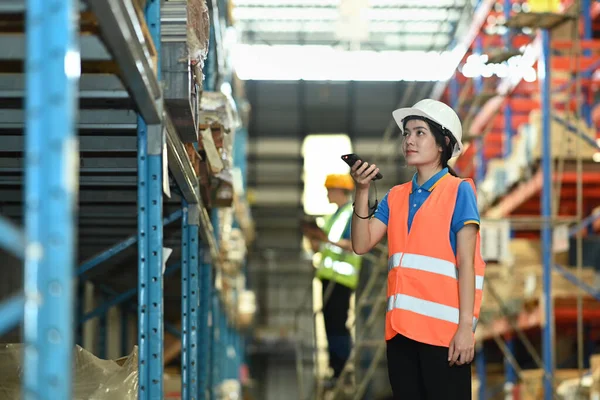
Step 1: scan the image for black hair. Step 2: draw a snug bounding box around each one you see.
[402,116,459,177]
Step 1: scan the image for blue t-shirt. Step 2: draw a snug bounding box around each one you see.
[373,168,480,257]
[329,202,352,240]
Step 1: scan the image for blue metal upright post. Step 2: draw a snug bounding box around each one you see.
[199,247,212,398]
[182,203,201,398]
[475,346,486,400]
[210,292,221,400]
[581,0,593,126]
[137,0,164,398]
[181,206,191,400]
[503,0,513,158]
[99,295,107,359]
[121,309,129,356]
[23,0,80,398]
[450,74,459,109]
[474,35,485,184]
[539,28,554,400]
[209,209,221,399]
[504,337,517,395]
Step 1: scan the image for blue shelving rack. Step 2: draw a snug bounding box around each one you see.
[436,1,600,399]
[0,0,249,398]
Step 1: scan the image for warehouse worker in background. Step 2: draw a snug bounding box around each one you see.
[349,99,486,399]
[302,173,363,389]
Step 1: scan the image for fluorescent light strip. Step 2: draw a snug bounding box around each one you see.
[232,7,461,21]
[231,44,456,81]
[232,0,466,6]
[237,20,454,33]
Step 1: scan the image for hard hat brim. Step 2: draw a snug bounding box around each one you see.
[392,107,463,158]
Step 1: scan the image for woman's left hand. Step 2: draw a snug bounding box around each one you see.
[448,324,474,367]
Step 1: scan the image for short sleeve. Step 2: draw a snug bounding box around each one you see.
[342,218,351,240]
[373,190,390,226]
[451,181,480,234]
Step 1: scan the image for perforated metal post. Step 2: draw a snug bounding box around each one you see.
[199,246,212,398]
[580,0,592,125]
[210,292,221,400]
[23,0,80,398]
[209,208,221,399]
[181,206,190,400]
[182,204,200,399]
[539,28,554,400]
[137,0,164,398]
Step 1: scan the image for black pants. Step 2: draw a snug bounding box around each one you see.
[387,333,471,399]
[321,279,352,379]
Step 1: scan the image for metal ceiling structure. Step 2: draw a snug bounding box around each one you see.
[230,0,476,52]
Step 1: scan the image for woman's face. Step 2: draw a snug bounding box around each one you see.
[402,119,442,167]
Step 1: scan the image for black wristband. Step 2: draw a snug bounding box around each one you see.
[352,199,378,220]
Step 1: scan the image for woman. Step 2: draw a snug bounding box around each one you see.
[349,99,485,399]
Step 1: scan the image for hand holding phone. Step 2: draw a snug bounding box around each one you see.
[342,153,382,183]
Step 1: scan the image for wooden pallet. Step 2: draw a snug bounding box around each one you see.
[505,12,573,30]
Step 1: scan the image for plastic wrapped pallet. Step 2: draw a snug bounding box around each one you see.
[237,289,257,330]
[200,91,239,136]
[590,354,600,400]
[187,0,210,86]
[509,238,569,266]
[133,0,147,11]
[0,344,138,400]
[219,380,242,400]
[519,369,584,400]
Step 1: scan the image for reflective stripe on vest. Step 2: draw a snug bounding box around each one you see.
[322,257,356,276]
[386,294,478,332]
[388,252,485,291]
[315,203,362,289]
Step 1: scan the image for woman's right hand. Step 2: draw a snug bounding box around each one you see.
[350,160,380,190]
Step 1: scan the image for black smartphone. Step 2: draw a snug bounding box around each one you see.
[341,153,383,181]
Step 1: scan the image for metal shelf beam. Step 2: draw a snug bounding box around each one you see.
[0,215,25,259]
[85,0,162,124]
[77,210,182,277]
[0,295,25,336]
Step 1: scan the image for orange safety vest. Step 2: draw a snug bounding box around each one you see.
[384,174,486,347]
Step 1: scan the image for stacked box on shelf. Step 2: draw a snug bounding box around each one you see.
[591,354,600,399]
[472,371,506,400]
[519,369,587,400]
[475,107,598,211]
[528,111,598,161]
[478,159,509,210]
[479,238,598,323]
[507,239,596,305]
[197,91,240,208]
[161,0,210,142]
[480,263,522,321]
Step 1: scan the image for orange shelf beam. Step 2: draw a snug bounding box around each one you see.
[552,56,600,71]
[477,297,600,341]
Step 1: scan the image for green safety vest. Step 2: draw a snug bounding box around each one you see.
[315,203,362,290]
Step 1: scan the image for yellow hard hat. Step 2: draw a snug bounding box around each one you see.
[324,174,354,190]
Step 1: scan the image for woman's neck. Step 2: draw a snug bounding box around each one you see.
[416,164,443,186]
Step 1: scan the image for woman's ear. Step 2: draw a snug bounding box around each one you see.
[445,136,450,146]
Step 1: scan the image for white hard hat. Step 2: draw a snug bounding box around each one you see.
[392,99,464,158]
